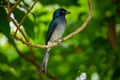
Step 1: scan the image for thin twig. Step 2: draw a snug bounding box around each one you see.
[63,0,92,40]
[0,5,7,7]
[13,43,39,67]
[19,0,38,27]
[7,0,10,11]
[15,0,38,42]
[8,0,22,16]
[7,0,28,42]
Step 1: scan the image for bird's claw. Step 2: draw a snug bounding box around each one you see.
[52,38,64,45]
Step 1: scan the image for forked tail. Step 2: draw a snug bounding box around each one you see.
[37,48,51,73]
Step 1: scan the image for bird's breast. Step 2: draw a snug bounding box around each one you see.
[49,21,66,42]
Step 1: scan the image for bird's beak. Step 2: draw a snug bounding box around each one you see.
[66,11,71,14]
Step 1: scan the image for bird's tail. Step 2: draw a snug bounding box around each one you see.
[37,48,51,73]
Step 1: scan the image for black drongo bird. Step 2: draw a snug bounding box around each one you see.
[38,8,70,73]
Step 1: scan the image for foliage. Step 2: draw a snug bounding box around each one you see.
[0,0,120,80]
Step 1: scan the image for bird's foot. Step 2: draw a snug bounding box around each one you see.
[50,38,64,45]
[56,38,64,45]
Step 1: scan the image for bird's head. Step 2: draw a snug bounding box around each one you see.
[53,8,71,19]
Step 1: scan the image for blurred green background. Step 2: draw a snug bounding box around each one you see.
[0,0,120,80]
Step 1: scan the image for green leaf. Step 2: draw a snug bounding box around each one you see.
[0,8,11,41]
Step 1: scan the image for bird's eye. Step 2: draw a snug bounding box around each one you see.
[61,10,66,13]
[62,10,64,13]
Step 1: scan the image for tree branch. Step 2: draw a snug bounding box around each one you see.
[15,0,38,42]
[0,5,7,7]
[8,0,22,16]
[13,0,93,49]
[13,42,39,67]
[12,41,56,80]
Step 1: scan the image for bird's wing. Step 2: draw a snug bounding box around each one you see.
[45,19,58,45]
